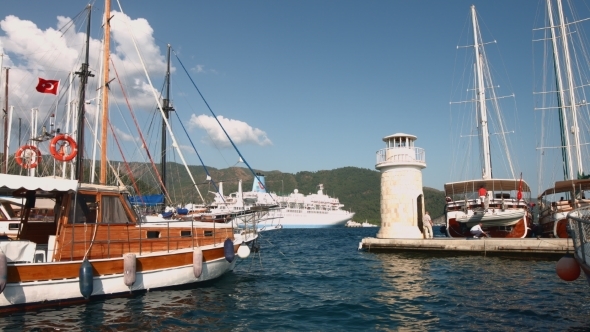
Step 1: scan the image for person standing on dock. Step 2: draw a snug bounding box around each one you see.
[423,211,433,239]
[470,222,489,238]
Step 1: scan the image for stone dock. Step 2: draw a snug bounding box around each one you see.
[360,237,574,259]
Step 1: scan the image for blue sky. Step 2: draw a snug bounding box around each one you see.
[0,1,587,196]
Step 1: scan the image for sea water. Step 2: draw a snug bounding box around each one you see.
[1,228,589,331]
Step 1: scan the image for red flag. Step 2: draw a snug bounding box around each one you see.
[35,78,59,95]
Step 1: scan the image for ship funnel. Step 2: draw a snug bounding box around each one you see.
[252,173,266,193]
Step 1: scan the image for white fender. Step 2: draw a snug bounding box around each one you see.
[193,247,203,278]
[123,253,136,287]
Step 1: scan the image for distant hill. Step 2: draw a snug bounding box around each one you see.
[154,164,446,225]
[2,154,446,225]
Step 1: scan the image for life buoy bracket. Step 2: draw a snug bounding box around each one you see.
[50,134,78,162]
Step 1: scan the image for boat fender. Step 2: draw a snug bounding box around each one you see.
[193,247,203,278]
[79,259,94,299]
[237,244,251,259]
[556,253,581,281]
[0,252,7,294]
[123,253,136,287]
[224,238,235,262]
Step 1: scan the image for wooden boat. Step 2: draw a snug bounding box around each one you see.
[0,174,262,312]
[445,179,532,238]
[444,6,532,238]
[0,2,265,312]
[534,0,590,238]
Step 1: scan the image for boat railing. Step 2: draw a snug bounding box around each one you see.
[375,147,425,164]
[567,206,590,266]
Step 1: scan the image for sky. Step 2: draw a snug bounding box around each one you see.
[0,0,589,196]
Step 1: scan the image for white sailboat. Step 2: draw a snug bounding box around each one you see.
[535,0,590,238]
[444,5,532,238]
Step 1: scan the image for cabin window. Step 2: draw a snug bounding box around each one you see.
[204,230,213,237]
[147,231,160,238]
[181,230,192,237]
[8,223,19,230]
[69,194,97,223]
[101,195,131,223]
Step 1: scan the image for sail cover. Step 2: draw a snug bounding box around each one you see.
[128,194,165,206]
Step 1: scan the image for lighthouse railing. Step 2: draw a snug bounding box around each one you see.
[376,147,425,164]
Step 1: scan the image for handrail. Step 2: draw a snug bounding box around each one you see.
[376,147,426,164]
[567,206,590,265]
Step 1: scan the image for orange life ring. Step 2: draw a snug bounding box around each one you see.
[50,134,78,162]
[15,145,41,169]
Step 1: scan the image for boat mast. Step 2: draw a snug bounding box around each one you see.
[75,5,94,181]
[2,68,8,174]
[546,0,572,180]
[556,0,583,178]
[100,0,111,185]
[161,44,174,194]
[471,5,492,180]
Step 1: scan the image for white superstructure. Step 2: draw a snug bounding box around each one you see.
[211,174,354,229]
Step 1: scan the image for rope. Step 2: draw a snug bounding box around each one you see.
[110,57,172,204]
[172,49,277,205]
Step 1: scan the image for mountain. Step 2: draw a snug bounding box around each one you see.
[155,164,446,225]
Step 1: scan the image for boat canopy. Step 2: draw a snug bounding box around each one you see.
[538,179,590,198]
[0,174,78,194]
[444,179,531,196]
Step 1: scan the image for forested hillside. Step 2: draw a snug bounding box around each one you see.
[155,164,446,224]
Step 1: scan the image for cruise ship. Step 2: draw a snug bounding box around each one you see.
[211,174,354,229]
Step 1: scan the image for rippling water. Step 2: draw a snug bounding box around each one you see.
[1,228,589,331]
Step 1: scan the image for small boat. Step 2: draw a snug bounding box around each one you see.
[444,6,532,238]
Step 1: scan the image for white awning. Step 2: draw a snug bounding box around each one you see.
[444,179,531,196]
[0,174,78,193]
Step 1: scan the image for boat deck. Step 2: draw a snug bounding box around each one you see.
[360,237,573,259]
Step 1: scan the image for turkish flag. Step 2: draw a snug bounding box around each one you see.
[35,78,59,95]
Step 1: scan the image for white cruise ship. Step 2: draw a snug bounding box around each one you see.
[210,174,354,229]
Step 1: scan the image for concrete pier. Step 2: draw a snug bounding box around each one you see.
[360,237,573,258]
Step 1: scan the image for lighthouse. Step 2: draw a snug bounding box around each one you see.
[375,133,427,239]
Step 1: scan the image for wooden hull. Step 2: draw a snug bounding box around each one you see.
[0,242,242,312]
[446,216,529,238]
[539,213,569,238]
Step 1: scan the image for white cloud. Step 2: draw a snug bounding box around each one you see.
[188,114,272,148]
[0,9,166,136]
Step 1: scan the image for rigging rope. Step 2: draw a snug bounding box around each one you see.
[172,49,277,204]
[110,57,172,204]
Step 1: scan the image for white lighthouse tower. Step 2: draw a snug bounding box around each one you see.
[375,133,427,239]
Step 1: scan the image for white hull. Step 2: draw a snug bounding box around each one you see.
[0,245,238,308]
[455,210,525,227]
[274,210,354,229]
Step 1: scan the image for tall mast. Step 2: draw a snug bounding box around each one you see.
[75,5,94,181]
[161,44,174,194]
[471,5,492,180]
[100,0,111,184]
[546,0,572,180]
[3,68,8,174]
[556,0,583,178]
